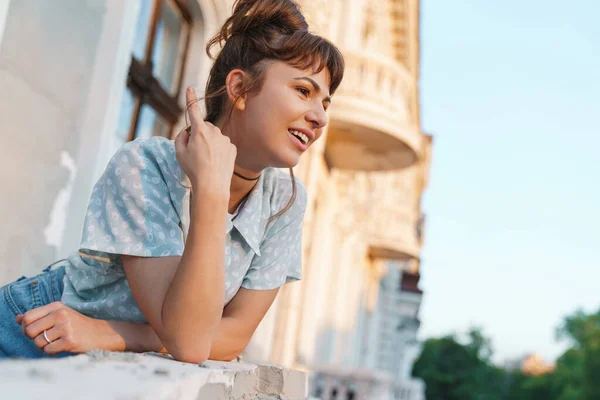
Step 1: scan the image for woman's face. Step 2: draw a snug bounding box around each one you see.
[232,61,331,171]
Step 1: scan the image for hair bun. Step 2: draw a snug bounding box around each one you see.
[209,0,307,56]
[230,0,307,35]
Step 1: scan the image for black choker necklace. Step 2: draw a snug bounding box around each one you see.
[234,171,261,181]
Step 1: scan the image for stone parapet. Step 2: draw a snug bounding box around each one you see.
[0,351,306,400]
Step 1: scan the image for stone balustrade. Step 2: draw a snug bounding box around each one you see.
[0,351,306,399]
[368,204,421,261]
[329,170,421,262]
[335,50,414,126]
[325,50,421,171]
[309,366,425,400]
[393,379,425,400]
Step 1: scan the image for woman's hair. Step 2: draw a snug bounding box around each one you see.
[198,0,344,221]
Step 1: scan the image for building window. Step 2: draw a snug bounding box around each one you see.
[116,0,192,143]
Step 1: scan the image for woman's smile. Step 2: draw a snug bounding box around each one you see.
[288,128,309,152]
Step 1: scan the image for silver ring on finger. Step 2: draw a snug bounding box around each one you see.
[43,329,53,344]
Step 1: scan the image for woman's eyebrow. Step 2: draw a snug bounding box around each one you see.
[293,77,332,103]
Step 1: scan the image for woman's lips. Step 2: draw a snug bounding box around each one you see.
[289,130,308,151]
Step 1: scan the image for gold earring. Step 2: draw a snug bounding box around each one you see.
[236,98,245,111]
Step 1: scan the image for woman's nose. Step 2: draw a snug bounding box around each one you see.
[306,106,328,129]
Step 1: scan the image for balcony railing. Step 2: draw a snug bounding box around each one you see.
[325,50,422,171]
[331,170,422,262]
[309,366,425,400]
[367,205,421,261]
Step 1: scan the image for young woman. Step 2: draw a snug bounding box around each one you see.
[0,0,343,362]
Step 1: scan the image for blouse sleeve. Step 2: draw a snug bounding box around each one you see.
[79,139,184,259]
[241,184,307,290]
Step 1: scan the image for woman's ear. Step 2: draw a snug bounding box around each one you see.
[226,69,247,111]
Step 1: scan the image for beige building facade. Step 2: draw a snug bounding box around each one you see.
[0,1,430,399]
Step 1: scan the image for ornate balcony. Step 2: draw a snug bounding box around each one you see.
[365,171,422,262]
[331,170,422,262]
[325,50,422,171]
[367,204,421,261]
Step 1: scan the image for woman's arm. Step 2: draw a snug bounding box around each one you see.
[16,285,278,359]
[122,192,228,363]
[205,287,280,361]
[25,182,232,360]
[93,287,279,360]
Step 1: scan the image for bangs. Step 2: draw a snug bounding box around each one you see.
[273,31,345,95]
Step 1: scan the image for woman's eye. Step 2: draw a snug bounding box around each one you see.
[297,87,310,97]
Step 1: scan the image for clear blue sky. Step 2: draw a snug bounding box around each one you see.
[418,0,600,364]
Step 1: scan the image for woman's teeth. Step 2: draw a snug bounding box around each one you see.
[289,129,308,144]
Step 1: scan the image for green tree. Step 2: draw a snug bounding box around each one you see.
[412,310,600,400]
[466,327,493,361]
[412,329,507,400]
[555,309,600,400]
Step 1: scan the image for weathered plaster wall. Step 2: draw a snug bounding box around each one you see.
[0,0,105,284]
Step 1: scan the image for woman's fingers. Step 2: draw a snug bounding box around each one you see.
[19,302,62,334]
[33,324,62,350]
[22,311,58,340]
[41,337,70,355]
[175,128,189,154]
[185,87,206,133]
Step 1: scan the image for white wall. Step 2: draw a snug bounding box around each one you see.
[58,0,141,261]
[0,0,107,283]
[0,0,10,48]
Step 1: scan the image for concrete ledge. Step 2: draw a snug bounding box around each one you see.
[0,350,307,399]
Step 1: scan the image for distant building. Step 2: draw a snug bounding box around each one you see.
[309,266,426,400]
[521,353,556,376]
[504,353,556,376]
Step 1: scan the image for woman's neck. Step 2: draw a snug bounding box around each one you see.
[228,166,260,214]
[216,116,263,214]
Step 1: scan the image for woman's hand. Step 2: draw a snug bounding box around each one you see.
[16,302,115,355]
[175,87,237,196]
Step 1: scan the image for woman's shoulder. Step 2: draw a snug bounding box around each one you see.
[261,168,307,216]
[110,136,186,186]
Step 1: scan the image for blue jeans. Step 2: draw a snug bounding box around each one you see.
[0,263,70,359]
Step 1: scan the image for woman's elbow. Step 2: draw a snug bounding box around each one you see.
[209,351,240,362]
[169,343,212,364]
[207,342,246,362]
[173,352,209,364]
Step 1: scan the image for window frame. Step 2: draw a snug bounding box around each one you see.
[124,0,193,142]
